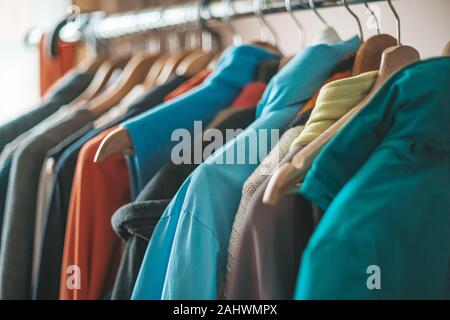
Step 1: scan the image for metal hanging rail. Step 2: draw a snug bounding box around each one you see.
[90,0,386,40]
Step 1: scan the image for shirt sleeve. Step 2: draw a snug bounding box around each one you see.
[125,84,232,192]
[162,209,222,300]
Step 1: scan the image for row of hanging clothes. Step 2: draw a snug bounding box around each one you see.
[0,0,449,300]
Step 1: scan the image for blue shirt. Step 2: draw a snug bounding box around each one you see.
[123,45,279,193]
[0,159,11,242]
[132,37,361,300]
[296,57,450,299]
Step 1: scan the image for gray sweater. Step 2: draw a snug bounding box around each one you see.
[0,109,96,300]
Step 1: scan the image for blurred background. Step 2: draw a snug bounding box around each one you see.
[0,0,449,124]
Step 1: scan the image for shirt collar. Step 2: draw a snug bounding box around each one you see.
[112,200,171,240]
[256,36,361,118]
[292,70,378,147]
[317,70,378,104]
[203,44,280,88]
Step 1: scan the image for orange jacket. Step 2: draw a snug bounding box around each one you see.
[60,127,130,300]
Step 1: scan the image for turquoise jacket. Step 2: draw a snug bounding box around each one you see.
[131,37,361,300]
[296,57,450,300]
[123,45,279,194]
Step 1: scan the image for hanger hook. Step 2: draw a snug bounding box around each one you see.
[386,0,401,45]
[67,5,81,26]
[48,5,82,58]
[308,0,328,26]
[253,0,279,46]
[221,0,242,45]
[197,0,223,50]
[342,0,364,41]
[285,0,305,49]
[363,1,380,35]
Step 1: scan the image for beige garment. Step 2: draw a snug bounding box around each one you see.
[31,157,57,289]
[225,125,304,291]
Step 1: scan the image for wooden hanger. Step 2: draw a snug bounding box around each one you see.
[93,48,192,163]
[94,0,284,165]
[176,0,222,75]
[78,55,108,73]
[250,40,281,55]
[94,33,209,163]
[88,53,159,116]
[176,49,215,77]
[443,41,450,56]
[72,56,130,107]
[94,44,208,163]
[94,126,133,163]
[175,24,217,76]
[77,55,106,73]
[263,1,420,205]
[154,49,193,86]
[142,52,173,90]
[344,0,398,76]
[352,34,397,75]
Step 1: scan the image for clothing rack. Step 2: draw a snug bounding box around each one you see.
[88,0,385,40]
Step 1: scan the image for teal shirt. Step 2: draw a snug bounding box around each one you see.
[296,57,450,300]
[131,37,361,300]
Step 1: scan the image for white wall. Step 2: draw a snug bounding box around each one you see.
[0,0,70,124]
[0,0,448,125]
[220,0,450,58]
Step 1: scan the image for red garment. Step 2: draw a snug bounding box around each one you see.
[39,33,77,97]
[58,77,266,300]
[230,81,267,109]
[163,69,212,101]
[60,127,130,300]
